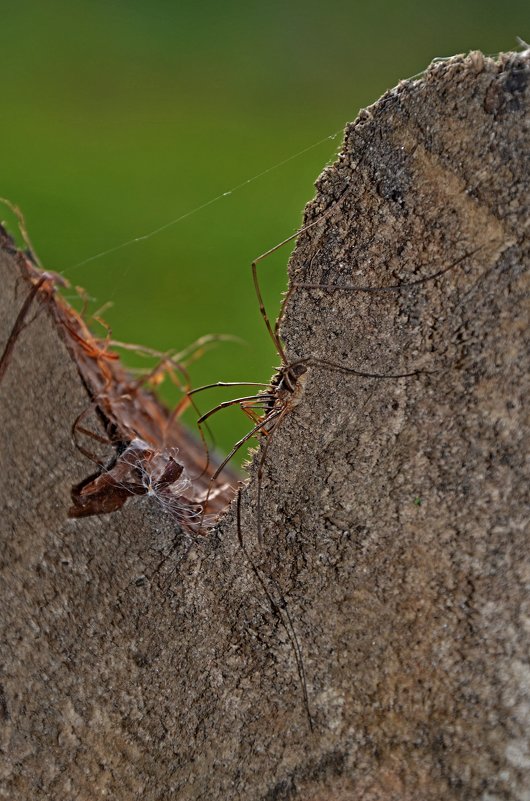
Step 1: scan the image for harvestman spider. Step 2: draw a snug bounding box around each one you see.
[189,191,479,729]
[1,194,479,731]
[190,192,479,542]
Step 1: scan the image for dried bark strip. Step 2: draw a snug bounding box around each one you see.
[0,231,235,525]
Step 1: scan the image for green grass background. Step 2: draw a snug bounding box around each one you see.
[1,0,527,462]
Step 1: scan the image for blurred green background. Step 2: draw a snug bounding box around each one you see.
[1,0,527,464]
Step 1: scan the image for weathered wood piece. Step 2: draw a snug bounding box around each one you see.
[1,49,529,800]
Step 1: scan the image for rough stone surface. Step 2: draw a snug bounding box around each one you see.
[1,50,529,800]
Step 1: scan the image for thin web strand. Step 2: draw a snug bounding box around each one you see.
[65,130,343,274]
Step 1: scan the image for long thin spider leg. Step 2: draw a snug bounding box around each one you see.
[304,356,430,379]
[71,403,113,465]
[236,490,313,730]
[197,394,275,426]
[295,247,483,292]
[241,405,264,425]
[156,360,217,474]
[275,283,296,342]
[250,170,365,360]
[210,410,281,483]
[194,395,261,502]
[129,355,210,479]
[251,217,329,361]
[196,394,273,499]
[252,246,294,363]
[241,400,278,424]
[73,442,110,465]
[197,410,281,531]
[192,383,273,464]
[254,407,288,545]
[74,425,112,446]
[273,581,313,732]
[184,394,215,480]
[252,155,372,354]
[276,249,483,343]
[0,276,47,383]
[188,380,271,396]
